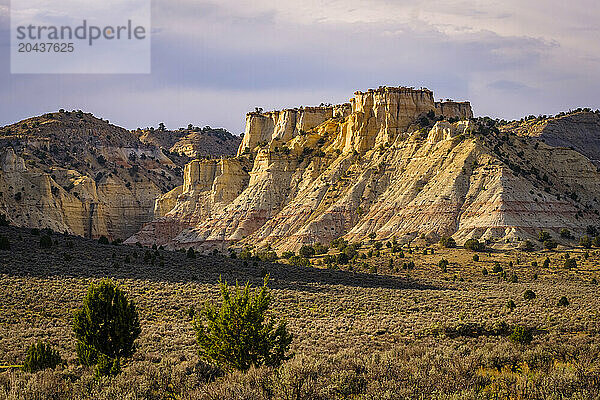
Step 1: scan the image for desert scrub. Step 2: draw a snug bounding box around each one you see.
[510,325,533,345]
[193,276,293,372]
[22,342,62,372]
[39,234,52,248]
[0,234,9,250]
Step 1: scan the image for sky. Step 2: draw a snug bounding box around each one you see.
[1,0,599,134]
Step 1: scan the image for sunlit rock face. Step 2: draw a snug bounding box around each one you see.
[129,86,600,252]
[0,112,238,239]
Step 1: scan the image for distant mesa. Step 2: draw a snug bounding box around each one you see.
[127,85,600,252]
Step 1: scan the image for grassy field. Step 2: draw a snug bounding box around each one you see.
[1,225,600,399]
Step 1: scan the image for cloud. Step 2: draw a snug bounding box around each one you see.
[488,80,532,91]
[0,0,599,132]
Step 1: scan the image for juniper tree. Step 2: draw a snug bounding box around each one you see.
[73,279,140,376]
[194,276,293,372]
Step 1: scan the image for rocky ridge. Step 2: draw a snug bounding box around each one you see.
[128,86,600,252]
[0,111,238,239]
[501,112,600,166]
[138,126,241,159]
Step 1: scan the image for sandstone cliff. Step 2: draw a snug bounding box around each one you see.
[127,86,600,252]
[0,111,238,239]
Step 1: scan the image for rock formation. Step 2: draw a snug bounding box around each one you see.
[129,86,600,252]
[0,111,239,239]
[138,126,241,158]
[501,112,600,166]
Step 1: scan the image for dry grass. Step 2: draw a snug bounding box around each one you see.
[1,226,600,398]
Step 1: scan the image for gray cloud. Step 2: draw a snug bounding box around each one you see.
[488,80,533,91]
[0,0,598,133]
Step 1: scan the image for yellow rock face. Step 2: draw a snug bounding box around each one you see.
[130,87,600,252]
[0,148,164,239]
[0,111,210,240]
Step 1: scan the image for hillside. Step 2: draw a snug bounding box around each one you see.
[0,111,238,240]
[501,111,600,166]
[129,87,600,252]
[137,125,241,158]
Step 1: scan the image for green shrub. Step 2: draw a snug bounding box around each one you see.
[0,235,10,250]
[506,300,516,311]
[257,249,278,262]
[559,228,572,239]
[330,238,348,250]
[313,243,329,255]
[194,276,293,372]
[521,240,535,251]
[492,262,503,273]
[440,236,456,248]
[482,267,488,276]
[98,236,109,245]
[343,245,358,260]
[22,342,62,372]
[95,353,121,377]
[558,296,569,307]
[73,280,140,376]
[336,253,349,265]
[373,242,382,250]
[40,234,52,248]
[464,239,485,251]
[299,245,316,258]
[438,258,449,273]
[580,235,592,249]
[280,251,294,259]
[564,258,577,269]
[238,247,253,260]
[473,254,480,262]
[523,289,536,300]
[187,247,196,259]
[289,255,310,267]
[543,239,557,250]
[510,325,533,345]
[543,257,550,268]
[538,231,551,242]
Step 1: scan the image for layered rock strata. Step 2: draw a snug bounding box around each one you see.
[129,87,600,251]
